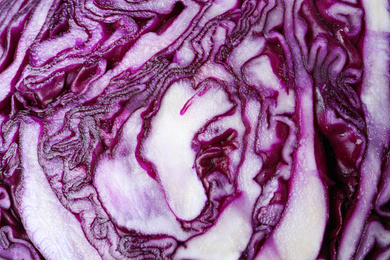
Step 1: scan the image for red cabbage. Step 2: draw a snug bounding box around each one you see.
[0,0,389,259]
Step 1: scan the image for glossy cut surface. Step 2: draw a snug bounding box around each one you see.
[0,0,388,259]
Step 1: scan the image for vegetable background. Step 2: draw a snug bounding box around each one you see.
[0,0,389,259]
